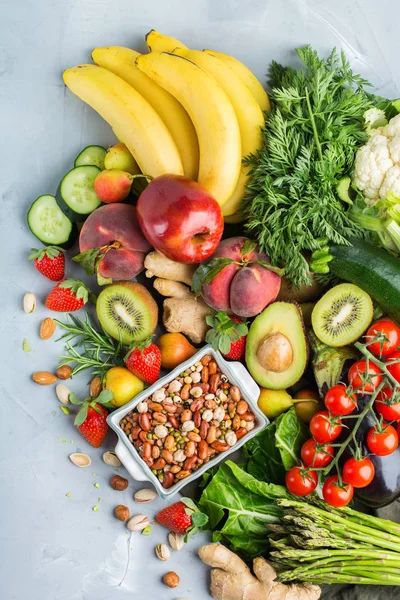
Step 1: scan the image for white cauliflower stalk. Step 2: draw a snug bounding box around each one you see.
[354,113,400,204]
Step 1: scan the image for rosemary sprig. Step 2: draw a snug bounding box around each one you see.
[55,314,123,377]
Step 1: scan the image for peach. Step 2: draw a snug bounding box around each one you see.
[201,237,281,318]
[79,204,151,281]
[94,169,133,203]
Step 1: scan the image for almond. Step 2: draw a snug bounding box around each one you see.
[32,371,57,385]
[56,365,73,380]
[90,376,103,398]
[40,317,56,340]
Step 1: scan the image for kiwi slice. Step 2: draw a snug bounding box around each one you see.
[96,281,158,344]
[312,283,373,347]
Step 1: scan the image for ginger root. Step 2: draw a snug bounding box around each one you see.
[153,278,192,299]
[198,544,321,600]
[144,250,196,286]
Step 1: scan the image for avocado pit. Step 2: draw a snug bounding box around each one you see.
[256,332,293,373]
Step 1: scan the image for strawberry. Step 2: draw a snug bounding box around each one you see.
[29,246,65,281]
[70,389,113,448]
[205,311,248,361]
[45,278,90,312]
[156,498,208,540]
[125,339,161,385]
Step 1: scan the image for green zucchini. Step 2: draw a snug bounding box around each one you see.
[74,145,106,170]
[56,165,102,222]
[27,195,78,248]
[312,238,400,323]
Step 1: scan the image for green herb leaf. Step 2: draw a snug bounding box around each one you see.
[73,248,102,276]
[241,239,257,256]
[191,512,209,528]
[254,260,284,276]
[74,403,89,426]
[191,258,236,295]
[69,393,83,406]
[96,389,114,404]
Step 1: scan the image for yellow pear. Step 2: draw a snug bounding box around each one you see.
[257,388,293,419]
[105,366,144,407]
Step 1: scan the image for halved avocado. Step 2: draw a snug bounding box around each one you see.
[246,302,308,390]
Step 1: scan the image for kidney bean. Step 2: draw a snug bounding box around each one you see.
[206,425,217,444]
[181,409,193,422]
[144,457,154,467]
[201,355,212,366]
[236,427,248,440]
[241,412,255,422]
[198,440,209,460]
[152,445,160,459]
[185,440,196,457]
[163,403,177,414]
[142,441,152,460]
[208,360,217,375]
[232,414,241,431]
[169,416,180,429]
[200,420,209,439]
[153,457,166,470]
[175,404,184,415]
[162,472,174,488]
[139,413,151,431]
[132,413,139,422]
[163,435,175,451]
[139,431,149,443]
[236,400,249,415]
[175,470,191,480]
[161,449,174,464]
[194,410,202,428]
[190,398,204,412]
[131,425,142,440]
[211,441,230,452]
[184,456,197,471]
[153,412,167,424]
[197,383,210,393]
[188,432,201,442]
[228,402,236,414]
[229,385,240,401]
[148,401,163,412]
[170,464,182,474]
[209,373,221,394]
[201,366,209,383]
[134,439,142,450]
[180,384,191,400]
[207,447,217,457]
[220,382,230,391]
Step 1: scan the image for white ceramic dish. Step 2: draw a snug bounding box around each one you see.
[107,345,268,499]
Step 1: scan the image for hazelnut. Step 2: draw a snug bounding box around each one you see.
[110,475,129,491]
[163,571,180,588]
[256,332,293,373]
[56,365,73,380]
[114,505,130,521]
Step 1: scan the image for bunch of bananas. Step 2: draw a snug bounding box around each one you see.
[63,30,271,221]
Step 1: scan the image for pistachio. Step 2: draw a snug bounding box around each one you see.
[56,383,71,405]
[69,453,91,468]
[103,451,121,467]
[126,514,149,531]
[23,292,36,314]
[155,543,171,561]
[134,488,157,503]
[168,532,184,551]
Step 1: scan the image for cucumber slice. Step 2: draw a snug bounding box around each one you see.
[27,195,77,248]
[57,165,102,221]
[74,145,106,170]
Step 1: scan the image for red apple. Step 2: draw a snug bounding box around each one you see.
[136,174,224,263]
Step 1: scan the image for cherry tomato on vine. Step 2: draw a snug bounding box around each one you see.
[309,410,342,444]
[285,466,318,497]
[366,320,400,357]
[322,475,354,507]
[386,350,400,384]
[301,438,334,468]
[324,384,357,416]
[342,457,375,488]
[367,424,399,456]
[376,387,400,421]
[348,360,382,392]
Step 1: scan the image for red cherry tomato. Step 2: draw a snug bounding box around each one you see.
[367,424,399,456]
[301,438,334,468]
[342,457,375,488]
[366,320,400,357]
[309,410,342,444]
[322,475,354,507]
[386,351,400,384]
[348,360,382,392]
[285,466,318,497]
[324,384,357,416]
[376,387,400,421]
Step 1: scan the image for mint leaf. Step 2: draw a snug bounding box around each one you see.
[191,258,236,295]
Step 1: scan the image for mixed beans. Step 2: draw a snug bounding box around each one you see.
[120,355,256,488]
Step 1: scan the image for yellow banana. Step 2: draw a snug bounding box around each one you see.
[136,52,241,207]
[92,46,199,180]
[204,49,271,113]
[174,48,264,218]
[145,29,187,52]
[63,65,183,178]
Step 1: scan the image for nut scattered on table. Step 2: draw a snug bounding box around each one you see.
[114,505,130,522]
[126,514,149,531]
[56,383,71,405]
[56,365,73,380]
[32,371,58,385]
[40,317,56,340]
[103,451,121,467]
[163,571,180,588]
[134,488,157,503]
[168,532,185,551]
[90,376,103,398]
[110,474,128,491]
[155,543,170,561]
[69,453,91,468]
[23,292,36,314]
